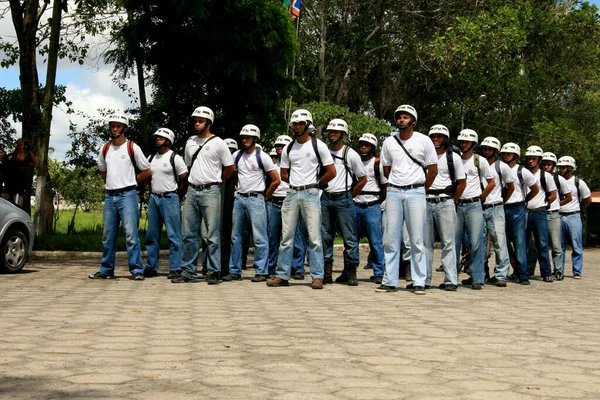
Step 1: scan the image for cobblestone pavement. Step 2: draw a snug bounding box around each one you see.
[1,248,600,400]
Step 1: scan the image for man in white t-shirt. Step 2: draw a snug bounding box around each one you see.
[376,105,438,294]
[455,129,495,290]
[144,128,188,279]
[89,112,151,280]
[354,133,387,285]
[424,125,466,291]
[266,135,293,276]
[222,125,280,282]
[524,146,557,282]
[500,143,539,285]
[557,156,592,279]
[320,119,367,286]
[266,109,336,289]
[173,106,235,285]
[539,152,572,280]
[479,137,516,287]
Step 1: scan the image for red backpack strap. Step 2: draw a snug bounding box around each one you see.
[102,142,111,159]
[127,139,135,161]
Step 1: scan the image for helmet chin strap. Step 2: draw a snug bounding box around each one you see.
[111,129,125,140]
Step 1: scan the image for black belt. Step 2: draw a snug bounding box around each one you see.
[269,196,286,205]
[504,201,525,209]
[482,201,503,210]
[458,197,481,204]
[152,191,176,198]
[428,188,453,196]
[325,192,348,200]
[389,183,424,190]
[528,206,547,213]
[290,183,319,191]
[355,200,380,208]
[547,210,560,215]
[238,192,263,198]
[426,197,452,204]
[106,185,136,195]
[560,211,580,216]
[189,182,219,191]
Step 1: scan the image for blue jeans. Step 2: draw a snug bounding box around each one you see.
[382,186,427,287]
[145,194,183,272]
[424,199,457,286]
[456,202,486,284]
[321,193,360,269]
[229,194,269,275]
[505,204,528,281]
[355,204,384,277]
[561,213,584,275]
[292,216,307,274]
[267,200,283,273]
[547,211,563,273]
[483,205,511,281]
[526,210,552,278]
[276,188,324,280]
[181,186,221,279]
[99,189,144,276]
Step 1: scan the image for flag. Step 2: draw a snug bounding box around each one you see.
[282,0,291,7]
[291,0,301,19]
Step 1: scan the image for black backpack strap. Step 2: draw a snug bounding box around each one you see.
[234,151,243,170]
[575,176,581,201]
[553,173,562,200]
[256,148,265,173]
[494,160,503,188]
[170,152,179,184]
[374,158,381,183]
[392,135,426,174]
[190,135,217,167]
[446,148,455,193]
[539,170,547,194]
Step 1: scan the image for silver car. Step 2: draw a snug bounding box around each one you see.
[0,198,35,273]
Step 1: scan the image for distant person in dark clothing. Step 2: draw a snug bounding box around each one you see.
[6,139,38,206]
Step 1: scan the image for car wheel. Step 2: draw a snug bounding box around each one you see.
[0,229,28,274]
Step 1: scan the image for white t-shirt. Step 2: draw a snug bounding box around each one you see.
[482,159,516,205]
[272,161,290,198]
[526,169,557,210]
[185,135,234,185]
[560,176,591,213]
[232,149,276,193]
[354,157,387,204]
[381,132,437,186]
[548,174,570,212]
[506,165,537,204]
[428,151,465,198]
[148,150,187,194]
[326,145,367,193]
[97,140,150,190]
[460,155,494,199]
[280,138,334,187]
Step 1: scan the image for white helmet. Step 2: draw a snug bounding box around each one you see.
[394,105,418,122]
[191,106,214,124]
[500,142,521,157]
[480,136,501,151]
[526,145,544,157]
[255,143,263,150]
[269,148,278,157]
[557,156,577,170]
[428,124,450,138]
[274,135,293,147]
[240,124,260,139]
[542,152,557,164]
[108,112,129,126]
[326,118,349,134]
[358,133,378,148]
[288,109,314,128]
[153,128,174,143]
[457,129,478,143]
[224,138,238,151]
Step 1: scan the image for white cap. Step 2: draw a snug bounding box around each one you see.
[428,124,450,138]
[480,136,501,151]
[224,138,238,151]
[274,135,293,146]
[500,142,521,157]
[191,106,214,123]
[542,152,557,164]
[153,128,174,143]
[269,148,278,157]
[240,124,260,139]
[358,133,378,148]
[394,105,418,122]
[288,109,314,128]
[557,156,577,170]
[457,129,478,143]
[526,145,543,157]
[108,112,129,126]
[326,118,349,134]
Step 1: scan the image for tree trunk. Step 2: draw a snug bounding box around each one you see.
[34,0,64,234]
[9,0,43,216]
[318,0,328,102]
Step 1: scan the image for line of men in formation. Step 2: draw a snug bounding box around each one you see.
[88,105,591,294]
